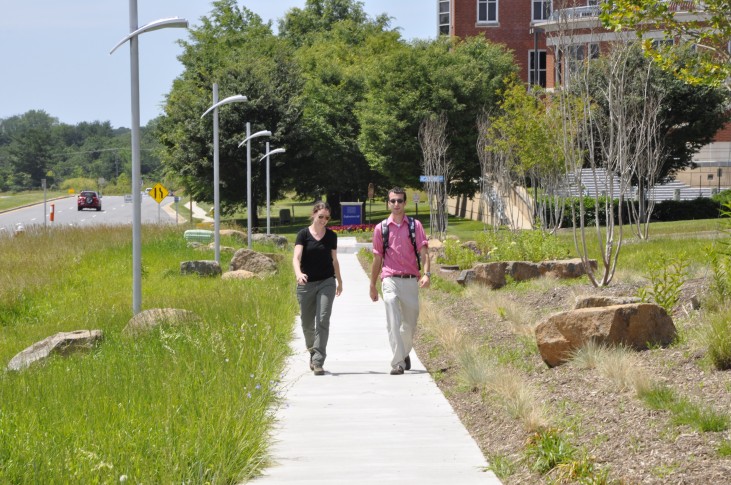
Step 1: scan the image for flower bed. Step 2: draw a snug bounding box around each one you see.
[330,224,376,235]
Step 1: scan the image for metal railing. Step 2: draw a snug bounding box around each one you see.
[549,5,601,21]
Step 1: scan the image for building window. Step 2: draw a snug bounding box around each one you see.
[478,0,498,23]
[533,0,550,21]
[439,0,450,35]
[589,43,600,59]
[529,50,547,87]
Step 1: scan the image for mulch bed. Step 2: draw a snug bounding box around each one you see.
[358,253,731,483]
[413,271,731,484]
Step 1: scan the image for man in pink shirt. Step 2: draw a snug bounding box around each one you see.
[370,187,431,375]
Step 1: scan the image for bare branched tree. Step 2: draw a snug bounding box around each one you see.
[477,113,509,231]
[419,114,452,240]
[627,68,666,240]
[549,3,642,286]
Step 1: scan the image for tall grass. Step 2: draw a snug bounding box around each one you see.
[0,224,297,483]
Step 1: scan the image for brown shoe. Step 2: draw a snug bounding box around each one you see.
[390,365,404,375]
[313,365,325,376]
[404,355,411,371]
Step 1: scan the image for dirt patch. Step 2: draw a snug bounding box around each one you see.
[360,254,731,483]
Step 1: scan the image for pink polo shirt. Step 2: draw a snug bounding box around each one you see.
[372,215,428,280]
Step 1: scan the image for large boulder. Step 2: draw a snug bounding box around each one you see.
[508,261,542,282]
[539,258,597,279]
[535,303,677,367]
[471,259,596,289]
[180,260,221,277]
[472,262,508,289]
[229,249,277,274]
[7,330,103,371]
[123,308,200,337]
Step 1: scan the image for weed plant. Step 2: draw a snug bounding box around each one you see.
[0,225,297,483]
[701,308,731,370]
[639,385,729,433]
[524,428,577,474]
[636,253,689,314]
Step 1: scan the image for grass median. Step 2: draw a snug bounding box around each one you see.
[0,224,297,483]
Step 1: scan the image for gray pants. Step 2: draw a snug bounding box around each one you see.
[296,277,336,366]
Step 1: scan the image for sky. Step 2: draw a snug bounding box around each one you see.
[0,1,437,129]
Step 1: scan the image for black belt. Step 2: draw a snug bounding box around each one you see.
[390,274,418,279]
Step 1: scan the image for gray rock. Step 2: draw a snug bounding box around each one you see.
[229,249,277,274]
[7,330,103,371]
[250,233,289,248]
[219,229,247,243]
[180,260,222,276]
[123,308,200,337]
[222,269,257,280]
[456,269,476,286]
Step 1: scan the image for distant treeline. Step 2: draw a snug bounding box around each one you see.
[0,110,162,192]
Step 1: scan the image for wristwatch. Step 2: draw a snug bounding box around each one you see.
[424,272,431,277]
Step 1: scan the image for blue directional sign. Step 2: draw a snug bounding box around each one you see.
[420,175,444,183]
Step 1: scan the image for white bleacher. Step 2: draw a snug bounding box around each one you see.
[560,168,720,201]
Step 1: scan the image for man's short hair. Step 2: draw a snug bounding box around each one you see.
[388,187,406,200]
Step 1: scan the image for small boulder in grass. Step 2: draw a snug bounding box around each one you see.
[7,330,103,371]
[123,308,200,337]
[180,260,222,276]
[222,270,257,280]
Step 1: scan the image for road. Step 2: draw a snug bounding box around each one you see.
[0,195,179,234]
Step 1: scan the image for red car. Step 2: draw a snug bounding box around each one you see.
[77,191,102,211]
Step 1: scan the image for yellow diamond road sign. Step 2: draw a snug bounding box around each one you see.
[149,183,169,204]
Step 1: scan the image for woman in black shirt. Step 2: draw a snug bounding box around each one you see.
[292,201,343,375]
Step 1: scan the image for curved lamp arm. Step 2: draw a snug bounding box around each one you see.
[110,17,189,55]
[259,148,286,161]
[238,130,272,147]
[201,95,248,117]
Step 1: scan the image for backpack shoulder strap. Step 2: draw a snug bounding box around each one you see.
[381,219,389,255]
[406,216,421,270]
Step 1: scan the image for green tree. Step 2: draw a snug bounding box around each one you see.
[600,0,731,88]
[158,1,302,225]
[2,110,60,189]
[356,36,516,196]
[287,13,397,210]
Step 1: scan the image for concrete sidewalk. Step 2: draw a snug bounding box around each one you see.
[250,250,501,484]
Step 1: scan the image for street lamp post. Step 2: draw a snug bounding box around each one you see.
[201,86,247,265]
[238,123,271,249]
[110,5,188,315]
[259,143,286,234]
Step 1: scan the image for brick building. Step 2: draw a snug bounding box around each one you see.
[437,0,731,190]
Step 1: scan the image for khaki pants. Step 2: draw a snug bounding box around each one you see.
[381,277,419,369]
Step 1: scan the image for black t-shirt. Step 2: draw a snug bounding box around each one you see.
[295,227,338,282]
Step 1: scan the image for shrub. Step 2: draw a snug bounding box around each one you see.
[702,309,731,370]
[477,229,571,262]
[636,252,688,314]
[438,239,482,269]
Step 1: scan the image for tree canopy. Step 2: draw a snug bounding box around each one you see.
[600,0,731,88]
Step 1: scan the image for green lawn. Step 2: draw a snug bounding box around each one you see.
[0,190,69,212]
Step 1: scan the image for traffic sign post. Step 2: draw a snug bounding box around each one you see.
[149,183,169,223]
[149,183,169,203]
